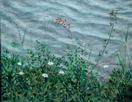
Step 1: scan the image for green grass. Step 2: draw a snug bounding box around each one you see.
[2,9,132,102]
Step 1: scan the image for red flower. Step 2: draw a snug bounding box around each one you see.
[61,19,66,25]
[63,24,67,28]
[63,24,70,28]
[68,35,71,39]
[54,18,62,24]
[62,50,67,53]
[67,24,70,29]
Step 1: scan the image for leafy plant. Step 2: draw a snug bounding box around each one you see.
[102,68,132,102]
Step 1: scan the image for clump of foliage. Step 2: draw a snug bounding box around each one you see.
[102,68,132,101]
[2,40,132,101]
[2,39,103,101]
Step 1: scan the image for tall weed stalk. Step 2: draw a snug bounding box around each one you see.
[92,9,118,69]
[117,26,131,75]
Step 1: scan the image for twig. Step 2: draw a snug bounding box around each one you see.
[92,20,115,70]
[95,49,120,67]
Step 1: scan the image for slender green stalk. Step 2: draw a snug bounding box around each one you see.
[16,24,21,41]
[128,37,132,48]
[11,34,20,53]
[117,52,125,74]
[123,41,131,70]
[21,28,27,48]
[118,26,131,73]
[95,49,120,66]
[124,26,129,68]
[92,10,118,69]
[68,29,73,51]
[87,44,94,62]
[120,28,125,68]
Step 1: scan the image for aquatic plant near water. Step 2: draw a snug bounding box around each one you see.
[93,9,118,69]
[2,9,132,102]
[117,26,132,75]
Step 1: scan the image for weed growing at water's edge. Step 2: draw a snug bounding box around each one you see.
[2,9,132,101]
[92,9,118,69]
[2,39,132,101]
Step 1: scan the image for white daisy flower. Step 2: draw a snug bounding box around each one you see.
[42,73,48,78]
[104,65,108,68]
[48,62,54,65]
[59,70,64,74]
[17,62,22,66]
[82,43,86,46]
[19,71,24,75]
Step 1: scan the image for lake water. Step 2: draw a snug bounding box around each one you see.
[1,0,132,78]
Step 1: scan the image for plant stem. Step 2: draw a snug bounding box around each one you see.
[95,49,120,66]
[92,19,115,70]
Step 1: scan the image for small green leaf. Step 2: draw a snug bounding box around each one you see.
[98,52,102,56]
[11,41,19,47]
[108,32,110,35]
[110,17,114,19]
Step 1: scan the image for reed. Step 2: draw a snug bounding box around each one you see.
[117,26,131,75]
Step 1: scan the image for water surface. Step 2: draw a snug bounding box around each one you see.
[1,0,132,77]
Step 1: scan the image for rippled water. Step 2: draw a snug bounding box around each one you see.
[1,0,132,77]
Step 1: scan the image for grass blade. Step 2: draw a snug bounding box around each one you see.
[123,41,131,71]
[128,37,132,49]
[124,26,129,67]
[120,28,125,66]
[117,52,125,74]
